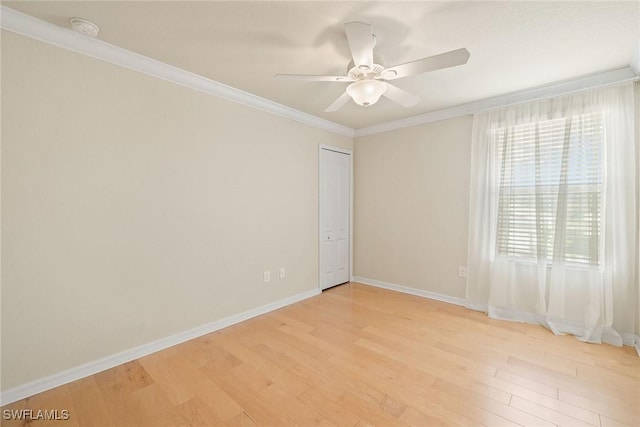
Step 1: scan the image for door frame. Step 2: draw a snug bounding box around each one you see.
[318,144,354,290]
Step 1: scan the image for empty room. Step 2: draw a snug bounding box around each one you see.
[1,1,639,426]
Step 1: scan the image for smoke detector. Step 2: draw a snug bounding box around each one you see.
[70,18,99,38]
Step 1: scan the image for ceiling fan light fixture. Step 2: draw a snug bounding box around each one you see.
[346,79,387,107]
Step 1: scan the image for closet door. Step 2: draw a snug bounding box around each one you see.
[319,147,350,290]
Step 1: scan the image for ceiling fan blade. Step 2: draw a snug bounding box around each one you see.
[275,74,354,82]
[383,47,470,80]
[344,21,374,70]
[383,83,421,107]
[324,92,352,112]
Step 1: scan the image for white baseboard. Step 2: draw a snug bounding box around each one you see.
[0,288,320,406]
[351,276,467,306]
[351,276,639,355]
[619,332,639,349]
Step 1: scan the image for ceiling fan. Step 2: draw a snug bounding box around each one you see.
[275,22,470,112]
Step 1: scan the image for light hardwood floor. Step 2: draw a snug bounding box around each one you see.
[2,282,639,426]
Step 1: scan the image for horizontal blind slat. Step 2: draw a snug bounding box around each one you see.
[493,112,602,265]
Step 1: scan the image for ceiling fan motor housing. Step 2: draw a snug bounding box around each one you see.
[348,63,386,80]
[346,54,386,79]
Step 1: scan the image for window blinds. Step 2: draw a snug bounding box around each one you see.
[494,112,603,264]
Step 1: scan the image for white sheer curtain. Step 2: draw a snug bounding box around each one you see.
[466,83,637,346]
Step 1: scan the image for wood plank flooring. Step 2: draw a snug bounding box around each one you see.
[2,282,639,426]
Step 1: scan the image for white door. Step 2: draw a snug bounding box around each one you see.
[319,147,350,290]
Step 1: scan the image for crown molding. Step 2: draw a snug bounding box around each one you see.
[354,66,639,138]
[0,6,354,138]
[2,6,637,141]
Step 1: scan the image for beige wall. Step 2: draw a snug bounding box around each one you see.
[353,116,472,298]
[1,31,351,391]
[5,24,634,395]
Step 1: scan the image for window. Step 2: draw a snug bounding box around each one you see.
[493,112,603,265]
[467,83,636,345]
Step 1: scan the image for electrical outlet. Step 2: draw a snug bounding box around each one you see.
[279,268,286,279]
[264,270,271,283]
[458,266,468,278]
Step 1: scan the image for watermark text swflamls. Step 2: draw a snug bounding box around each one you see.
[3,409,70,421]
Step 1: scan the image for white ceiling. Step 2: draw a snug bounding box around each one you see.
[5,1,640,129]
